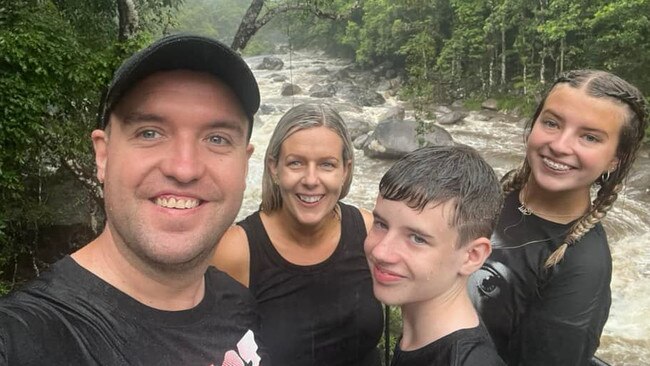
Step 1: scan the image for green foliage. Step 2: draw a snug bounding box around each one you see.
[0,0,179,284]
[172,0,248,42]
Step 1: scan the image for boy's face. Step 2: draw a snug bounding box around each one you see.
[364,196,467,307]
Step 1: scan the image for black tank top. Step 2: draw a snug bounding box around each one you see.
[239,202,383,366]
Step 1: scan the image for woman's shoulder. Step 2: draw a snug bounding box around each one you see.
[211,224,251,287]
[339,201,373,234]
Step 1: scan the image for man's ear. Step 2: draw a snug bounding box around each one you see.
[91,129,108,183]
[459,237,492,276]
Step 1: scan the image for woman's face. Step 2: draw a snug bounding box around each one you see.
[526,84,626,195]
[270,126,350,227]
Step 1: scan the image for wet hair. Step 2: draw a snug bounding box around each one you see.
[379,145,503,247]
[260,103,354,212]
[502,69,648,267]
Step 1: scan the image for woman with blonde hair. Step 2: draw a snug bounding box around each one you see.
[469,69,648,365]
[213,103,383,366]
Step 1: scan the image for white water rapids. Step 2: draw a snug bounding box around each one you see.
[240,50,650,365]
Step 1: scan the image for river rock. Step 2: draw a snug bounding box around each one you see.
[421,124,454,147]
[342,114,372,140]
[258,103,277,115]
[481,98,498,110]
[377,106,406,124]
[308,66,330,75]
[281,83,302,96]
[437,111,468,125]
[271,74,288,82]
[327,68,351,82]
[331,102,363,114]
[353,132,371,150]
[338,85,385,106]
[451,100,464,107]
[309,83,336,98]
[435,105,453,115]
[257,56,284,70]
[363,120,454,159]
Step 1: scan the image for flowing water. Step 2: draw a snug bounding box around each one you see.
[241,50,650,365]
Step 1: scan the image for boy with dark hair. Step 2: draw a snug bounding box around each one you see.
[364,145,505,366]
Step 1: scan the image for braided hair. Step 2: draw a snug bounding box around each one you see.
[506,70,648,268]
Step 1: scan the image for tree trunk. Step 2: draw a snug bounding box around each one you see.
[231,0,265,52]
[539,42,546,85]
[230,0,358,52]
[501,25,506,86]
[523,62,527,95]
[560,37,564,74]
[117,0,138,41]
[489,54,494,89]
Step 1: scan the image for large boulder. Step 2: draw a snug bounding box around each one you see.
[377,106,406,124]
[338,85,385,107]
[281,83,302,96]
[481,98,498,111]
[309,83,336,98]
[340,113,371,140]
[437,111,468,125]
[363,120,454,159]
[258,104,278,115]
[257,56,284,70]
[327,68,351,82]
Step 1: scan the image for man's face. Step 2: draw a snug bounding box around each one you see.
[364,196,466,307]
[92,70,253,271]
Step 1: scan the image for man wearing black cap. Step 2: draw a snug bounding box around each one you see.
[0,34,268,365]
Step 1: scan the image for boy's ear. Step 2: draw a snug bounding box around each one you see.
[459,237,492,276]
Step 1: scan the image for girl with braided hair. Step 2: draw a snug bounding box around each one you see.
[468,70,648,366]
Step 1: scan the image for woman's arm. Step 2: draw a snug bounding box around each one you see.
[210,225,251,287]
[513,239,611,366]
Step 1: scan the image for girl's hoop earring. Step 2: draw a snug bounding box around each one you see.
[601,171,611,183]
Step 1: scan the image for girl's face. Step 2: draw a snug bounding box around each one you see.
[526,84,627,195]
[270,126,350,227]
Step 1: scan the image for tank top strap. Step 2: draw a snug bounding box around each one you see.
[338,201,367,250]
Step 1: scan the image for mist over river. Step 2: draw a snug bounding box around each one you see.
[239,50,650,365]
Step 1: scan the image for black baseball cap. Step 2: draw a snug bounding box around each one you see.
[98,33,260,137]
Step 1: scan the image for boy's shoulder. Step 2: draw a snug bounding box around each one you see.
[391,325,505,366]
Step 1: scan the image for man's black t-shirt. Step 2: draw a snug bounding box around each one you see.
[469,190,611,365]
[390,324,505,366]
[0,256,268,365]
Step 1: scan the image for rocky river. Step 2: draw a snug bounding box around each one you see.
[240,49,650,365]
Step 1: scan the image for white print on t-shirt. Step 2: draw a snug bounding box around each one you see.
[218,330,261,366]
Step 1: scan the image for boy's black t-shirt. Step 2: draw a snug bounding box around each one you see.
[390,324,505,366]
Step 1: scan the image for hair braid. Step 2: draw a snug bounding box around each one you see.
[544,184,622,267]
[501,161,530,194]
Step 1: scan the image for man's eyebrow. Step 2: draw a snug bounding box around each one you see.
[206,119,247,135]
[120,112,166,125]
